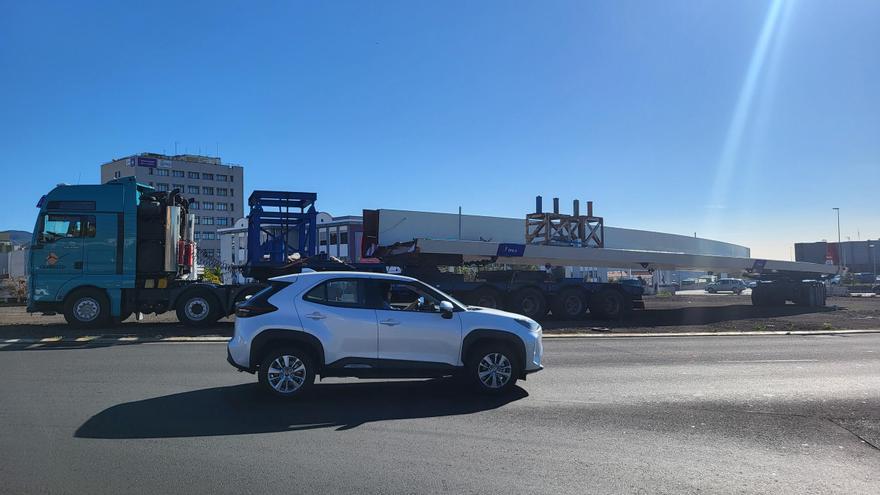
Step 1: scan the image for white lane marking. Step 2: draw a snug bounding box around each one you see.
[719,359,819,363]
[40,337,62,343]
[3,339,20,343]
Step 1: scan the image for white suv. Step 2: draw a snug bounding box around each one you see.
[227,271,544,398]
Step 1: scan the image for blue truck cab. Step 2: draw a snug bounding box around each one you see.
[28,177,262,327]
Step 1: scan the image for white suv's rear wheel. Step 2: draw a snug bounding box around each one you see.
[258,348,315,398]
[466,344,520,394]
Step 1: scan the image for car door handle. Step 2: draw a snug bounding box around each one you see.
[379,319,400,326]
[305,312,326,320]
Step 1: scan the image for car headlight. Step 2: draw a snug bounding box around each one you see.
[514,318,539,331]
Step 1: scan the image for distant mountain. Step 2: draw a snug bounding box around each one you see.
[0,230,32,246]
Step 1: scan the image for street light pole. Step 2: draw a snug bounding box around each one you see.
[833,208,844,270]
[870,242,877,279]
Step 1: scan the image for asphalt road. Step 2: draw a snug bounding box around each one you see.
[1,335,878,494]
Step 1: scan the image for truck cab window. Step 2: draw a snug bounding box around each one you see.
[39,214,96,243]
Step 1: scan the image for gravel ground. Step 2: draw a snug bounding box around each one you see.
[2,294,878,339]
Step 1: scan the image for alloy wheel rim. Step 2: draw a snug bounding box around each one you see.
[74,298,99,322]
[267,355,306,394]
[477,352,512,389]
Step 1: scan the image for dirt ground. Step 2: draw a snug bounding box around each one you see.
[2,294,878,340]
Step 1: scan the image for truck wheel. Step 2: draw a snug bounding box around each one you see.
[468,286,503,309]
[552,288,587,320]
[589,289,628,319]
[258,347,315,399]
[176,290,221,327]
[465,343,520,394]
[63,288,110,328]
[509,287,547,319]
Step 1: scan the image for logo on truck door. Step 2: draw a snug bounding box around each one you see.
[46,252,59,266]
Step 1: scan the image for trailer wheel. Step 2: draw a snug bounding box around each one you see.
[176,289,221,327]
[551,288,587,320]
[63,288,111,328]
[509,287,547,320]
[468,287,504,309]
[589,289,628,319]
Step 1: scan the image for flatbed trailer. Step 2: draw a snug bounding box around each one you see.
[380,238,839,319]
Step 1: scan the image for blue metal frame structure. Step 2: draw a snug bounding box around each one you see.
[246,190,317,272]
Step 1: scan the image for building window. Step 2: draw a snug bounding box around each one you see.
[202,217,214,225]
[229,175,234,182]
[113,171,121,179]
[203,202,214,210]
[172,170,185,178]
[230,189,234,197]
[340,231,348,244]
[190,201,199,210]
[157,169,169,176]
[193,232,200,240]
[230,203,234,212]
[148,181,154,186]
[194,216,201,225]
[202,173,214,180]
[203,186,214,195]
[216,174,227,182]
[216,217,228,226]
[173,184,184,191]
[319,230,327,247]
[217,188,228,196]
[148,168,154,175]
[157,183,169,192]
[188,172,199,179]
[216,203,228,211]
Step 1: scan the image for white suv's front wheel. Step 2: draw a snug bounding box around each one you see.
[258,348,315,398]
[466,344,521,394]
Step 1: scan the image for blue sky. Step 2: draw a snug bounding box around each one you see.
[1,0,877,259]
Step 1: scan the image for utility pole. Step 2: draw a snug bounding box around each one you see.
[833,208,844,270]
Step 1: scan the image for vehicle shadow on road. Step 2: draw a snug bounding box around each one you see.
[74,379,528,439]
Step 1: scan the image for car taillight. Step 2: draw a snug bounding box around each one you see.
[235,281,290,318]
[236,303,277,318]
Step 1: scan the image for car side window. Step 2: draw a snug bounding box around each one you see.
[387,282,443,312]
[303,279,365,308]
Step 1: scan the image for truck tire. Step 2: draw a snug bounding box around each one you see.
[63,288,110,328]
[467,286,504,309]
[509,287,547,320]
[551,288,587,320]
[589,289,628,319]
[465,342,521,394]
[258,347,316,399]
[176,289,221,327]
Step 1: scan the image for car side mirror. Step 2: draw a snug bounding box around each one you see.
[439,300,454,319]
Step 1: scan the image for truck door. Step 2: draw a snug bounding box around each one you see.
[30,214,93,301]
[84,214,119,275]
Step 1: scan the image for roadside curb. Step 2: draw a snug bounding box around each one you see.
[3,328,880,345]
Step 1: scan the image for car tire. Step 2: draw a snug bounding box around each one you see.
[258,347,316,399]
[551,288,587,320]
[468,286,504,309]
[466,343,520,394]
[589,289,629,319]
[63,288,110,328]
[509,287,547,320]
[176,289,221,327]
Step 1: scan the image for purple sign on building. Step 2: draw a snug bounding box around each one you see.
[137,157,158,168]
